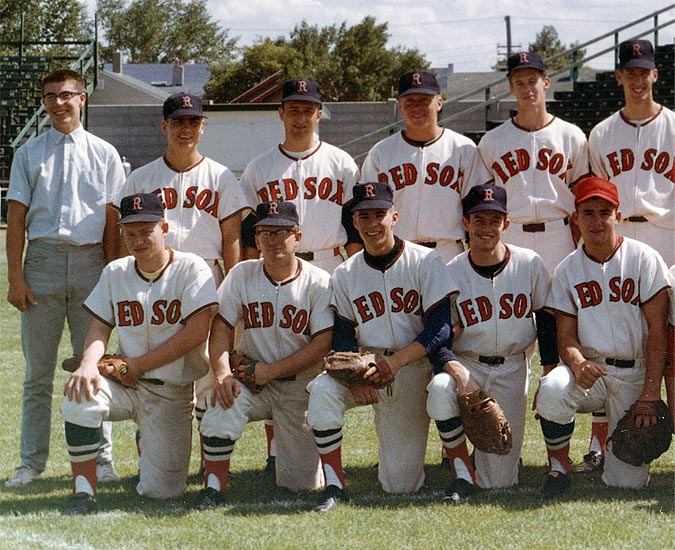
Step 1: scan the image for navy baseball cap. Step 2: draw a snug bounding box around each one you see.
[398,71,441,98]
[462,184,508,216]
[281,79,321,104]
[163,92,206,119]
[254,201,300,227]
[507,51,546,76]
[618,39,655,70]
[351,182,394,211]
[119,193,165,224]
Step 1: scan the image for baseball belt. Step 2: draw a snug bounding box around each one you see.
[604,358,636,368]
[458,351,526,366]
[625,216,648,223]
[296,247,342,262]
[519,217,569,233]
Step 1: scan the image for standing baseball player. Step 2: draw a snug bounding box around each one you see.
[196,201,332,507]
[361,70,491,262]
[61,193,218,514]
[478,51,589,271]
[239,78,360,475]
[307,181,454,511]
[240,78,361,272]
[535,176,670,499]
[121,92,248,471]
[5,69,124,488]
[426,184,556,501]
[589,39,675,266]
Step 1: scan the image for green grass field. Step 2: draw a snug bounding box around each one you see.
[0,229,672,550]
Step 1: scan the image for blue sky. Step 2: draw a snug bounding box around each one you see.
[86,1,674,72]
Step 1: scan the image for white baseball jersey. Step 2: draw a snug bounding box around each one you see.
[448,245,551,357]
[360,129,491,242]
[217,259,333,368]
[478,117,589,224]
[84,249,218,385]
[240,142,359,253]
[122,156,248,259]
[546,236,670,360]
[589,107,675,229]
[331,241,452,349]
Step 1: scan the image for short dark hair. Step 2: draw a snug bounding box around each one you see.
[42,69,85,91]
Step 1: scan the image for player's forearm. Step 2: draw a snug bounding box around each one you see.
[443,359,480,394]
[103,204,121,261]
[132,308,214,374]
[208,317,234,380]
[81,320,113,367]
[220,217,241,273]
[6,202,27,283]
[388,340,427,373]
[640,327,667,400]
[261,330,332,381]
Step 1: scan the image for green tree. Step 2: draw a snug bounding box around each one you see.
[96,0,236,64]
[205,16,429,103]
[0,0,90,57]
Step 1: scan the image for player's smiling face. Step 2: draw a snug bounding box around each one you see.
[353,207,398,255]
[573,197,620,250]
[509,69,549,107]
[121,221,169,268]
[279,101,322,140]
[398,93,442,134]
[616,67,658,103]
[255,225,301,261]
[162,115,205,148]
[463,210,508,252]
[42,79,85,134]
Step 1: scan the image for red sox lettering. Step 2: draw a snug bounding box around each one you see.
[604,148,675,182]
[151,187,220,217]
[241,302,311,335]
[490,149,572,184]
[573,277,640,309]
[255,177,345,204]
[117,299,182,326]
[376,163,463,192]
[458,294,533,327]
[352,288,422,323]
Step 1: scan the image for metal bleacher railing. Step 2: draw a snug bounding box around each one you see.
[339,5,675,162]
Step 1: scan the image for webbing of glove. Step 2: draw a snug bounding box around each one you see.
[458,389,512,455]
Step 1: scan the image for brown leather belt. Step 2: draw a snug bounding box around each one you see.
[522,217,569,233]
[605,358,635,368]
[479,356,505,365]
[626,216,648,223]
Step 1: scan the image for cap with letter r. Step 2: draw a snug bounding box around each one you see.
[350,181,394,211]
[253,201,300,227]
[618,39,655,70]
[398,71,441,97]
[281,79,321,104]
[507,51,546,76]
[118,193,165,224]
[163,92,206,119]
[462,184,508,216]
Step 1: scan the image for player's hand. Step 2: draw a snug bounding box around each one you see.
[211,375,240,409]
[349,383,379,406]
[572,360,607,390]
[364,354,397,387]
[251,362,274,385]
[63,360,101,403]
[119,357,142,388]
[7,278,38,312]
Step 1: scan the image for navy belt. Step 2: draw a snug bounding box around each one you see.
[417,241,437,248]
[479,356,505,365]
[278,375,296,382]
[605,358,635,368]
[626,216,648,223]
[143,378,164,386]
[296,251,314,261]
[522,217,569,233]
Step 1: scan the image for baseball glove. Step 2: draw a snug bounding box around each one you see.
[324,351,395,389]
[458,389,512,455]
[607,399,673,466]
[230,354,265,394]
[62,354,130,386]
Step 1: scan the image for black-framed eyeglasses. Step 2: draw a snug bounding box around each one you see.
[42,91,84,104]
[255,228,294,238]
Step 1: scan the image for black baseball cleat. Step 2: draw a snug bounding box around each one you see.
[193,487,227,509]
[314,485,348,512]
[571,451,604,474]
[441,478,476,504]
[259,456,276,480]
[62,492,97,515]
[541,471,571,500]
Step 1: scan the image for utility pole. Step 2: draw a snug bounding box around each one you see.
[497,15,521,67]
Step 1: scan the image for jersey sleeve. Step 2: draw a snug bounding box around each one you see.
[217,167,249,221]
[330,265,357,324]
[588,126,610,179]
[566,126,591,185]
[638,247,671,305]
[238,162,262,208]
[217,263,245,326]
[180,256,219,320]
[360,145,382,183]
[530,253,552,311]
[83,264,116,326]
[120,167,143,201]
[420,251,455,312]
[308,270,334,336]
[546,263,576,316]
[461,142,492,194]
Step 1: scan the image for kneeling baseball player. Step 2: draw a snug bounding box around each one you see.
[427,184,556,502]
[196,201,332,508]
[536,177,671,499]
[61,193,218,514]
[307,182,455,511]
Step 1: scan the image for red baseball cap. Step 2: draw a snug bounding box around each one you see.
[573,177,620,207]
